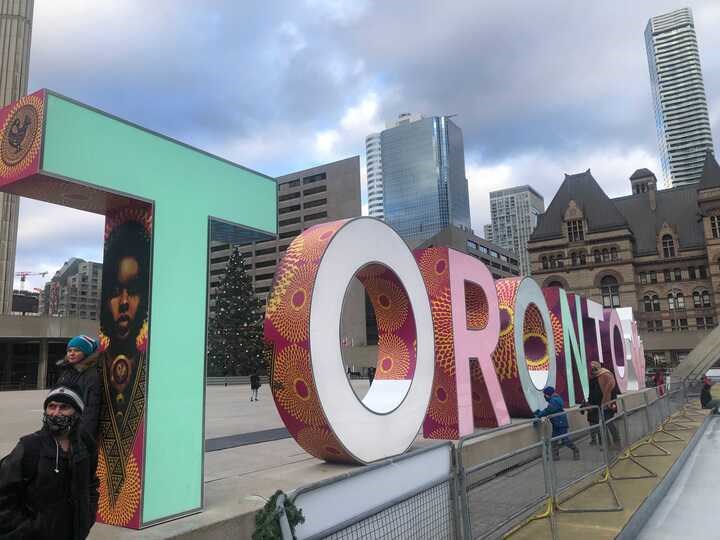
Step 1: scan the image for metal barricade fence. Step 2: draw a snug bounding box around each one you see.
[459,439,550,539]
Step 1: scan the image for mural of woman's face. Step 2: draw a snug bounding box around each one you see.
[109,256,142,340]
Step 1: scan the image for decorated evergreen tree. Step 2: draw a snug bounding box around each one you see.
[207,246,265,377]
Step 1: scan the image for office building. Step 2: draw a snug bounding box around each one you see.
[0,1,33,313]
[208,156,366,346]
[483,224,494,243]
[39,258,103,320]
[645,7,714,187]
[417,225,520,279]
[528,158,720,369]
[365,113,424,220]
[489,186,544,276]
[382,115,471,245]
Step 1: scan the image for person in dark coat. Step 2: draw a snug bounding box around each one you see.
[250,371,261,402]
[56,335,101,441]
[534,386,580,461]
[0,385,99,540]
[700,376,720,413]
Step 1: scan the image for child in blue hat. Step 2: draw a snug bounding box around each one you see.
[55,335,101,441]
[534,386,580,461]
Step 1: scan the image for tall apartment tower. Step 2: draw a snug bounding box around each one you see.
[645,7,714,187]
[489,185,544,276]
[365,113,423,220]
[40,258,103,320]
[0,1,34,313]
[382,115,471,245]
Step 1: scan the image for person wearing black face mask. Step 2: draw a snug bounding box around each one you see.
[0,385,99,540]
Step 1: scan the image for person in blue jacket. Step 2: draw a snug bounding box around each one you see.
[534,386,580,461]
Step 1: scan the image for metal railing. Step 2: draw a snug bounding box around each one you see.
[274,382,707,539]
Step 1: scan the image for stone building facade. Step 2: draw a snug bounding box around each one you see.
[527,156,720,369]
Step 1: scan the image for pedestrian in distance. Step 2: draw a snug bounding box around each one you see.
[56,335,102,442]
[590,360,622,449]
[0,385,99,540]
[368,366,376,385]
[250,371,261,402]
[653,368,666,397]
[534,386,580,461]
[700,376,720,413]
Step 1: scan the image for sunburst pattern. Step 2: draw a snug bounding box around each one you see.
[363,277,410,333]
[430,287,455,375]
[298,222,343,262]
[272,345,325,427]
[266,264,316,343]
[0,93,44,180]
[465,282,489,330]
[296,427,354,462]
[375,333,411,380]
[425,369,458,427]
[97,448,141,527]
[416,248,449,297]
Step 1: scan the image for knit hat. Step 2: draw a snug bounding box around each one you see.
[67,335,98,357]
[543,386,555,396]
[44,385,85,414]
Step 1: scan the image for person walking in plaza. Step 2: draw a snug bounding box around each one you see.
[653,368,666,397]
[56,335,101,441]
[534,386,580,461]
[250,371,261,402]
[590,360,621,449]
[0,385,99,540]
[700,376,720,413]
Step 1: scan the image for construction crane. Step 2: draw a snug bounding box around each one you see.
[15,271,48,291]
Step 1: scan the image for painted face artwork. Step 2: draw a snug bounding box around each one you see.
[265,218,646,465]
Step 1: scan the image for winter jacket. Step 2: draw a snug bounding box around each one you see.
[250,374,261,390]
[594,367,619,406]
[55,354,101,441]
[534,394,569,434]
[701,384,713,408]
[0,428,99,540]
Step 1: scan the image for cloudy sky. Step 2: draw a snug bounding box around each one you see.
[13,0,720,289]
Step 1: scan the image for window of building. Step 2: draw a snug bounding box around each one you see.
[699,265,708,279]
[610,247,618,261]
[305,211,328,222]
[467,240,479,250]
[649,271,657,284]
[549,256,556,269]
[664,269,672,282]
[688,266,696,280]
[279,204,301,214]
[674,268,682,281]
[255,247,276,256]
[278,230,300,239]
[652,294,660,312]
[712,215,720,238]
[640,272,647,285]
[285,179,301,188]
[557,257,564,268]
[643,295,652,312]
[703,290,711,307]
[662,234,675,258]
[255,272,275,281]
[579,252,586,265]
[279,192,301,202]
[303,185,327,196]
[601,276,620,308]
[542,256,548,269]
[255,260,276,269]
[694,291,702,308]
[211,255,229,264]
[668,291,684,310]
[602,248,610,262]
[647,320,663,332]
[670,319,687,331]
[697,317,715,330]
[279,216,301,227]
[304,198,327,209]
[593,250,601,263]
[303,173,327,185]
[566,219,584,242]
[571,252,578,266]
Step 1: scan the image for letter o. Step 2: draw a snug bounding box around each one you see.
[265,218,435,464]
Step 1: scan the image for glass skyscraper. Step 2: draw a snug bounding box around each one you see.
[645,7,714,187]
[381,116,471,244]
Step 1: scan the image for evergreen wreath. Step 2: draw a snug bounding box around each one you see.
[253,490,305,539]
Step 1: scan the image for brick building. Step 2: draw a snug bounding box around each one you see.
[527,155,720,369]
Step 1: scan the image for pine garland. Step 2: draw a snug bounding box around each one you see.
[253,490,305,539]
[207,245,266,376]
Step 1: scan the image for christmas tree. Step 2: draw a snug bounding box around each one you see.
[207,245,265,377]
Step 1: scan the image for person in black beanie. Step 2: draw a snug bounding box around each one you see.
[0,385,99,540]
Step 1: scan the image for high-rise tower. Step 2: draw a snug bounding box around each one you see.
[365,113,423,220]
[489,185,544,276]
[381,115,471,245]
[0,0,34,313]
[645,7,714,187]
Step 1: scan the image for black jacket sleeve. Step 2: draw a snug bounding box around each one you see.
[0,443,34,538]
[80,370,102,441]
